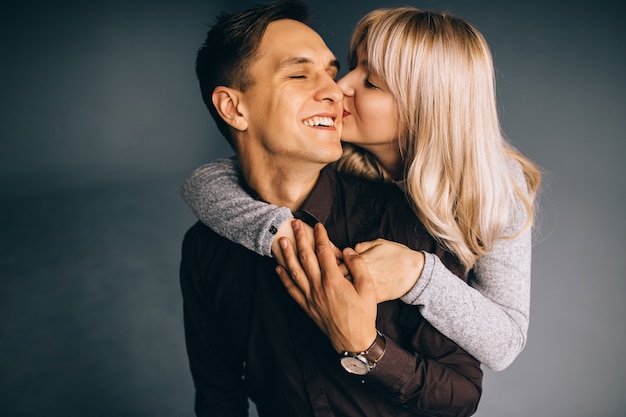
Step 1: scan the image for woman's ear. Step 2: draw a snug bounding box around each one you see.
[212,86,248,131]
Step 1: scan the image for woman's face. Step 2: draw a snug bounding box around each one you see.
[337,50,400,154]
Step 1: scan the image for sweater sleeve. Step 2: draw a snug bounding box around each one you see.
[180,157,294,257]
[400,161,532,371]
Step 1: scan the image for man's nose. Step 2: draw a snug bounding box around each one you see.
[317,75,343,103]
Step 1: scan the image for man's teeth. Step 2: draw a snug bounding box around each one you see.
[303,116,334,127]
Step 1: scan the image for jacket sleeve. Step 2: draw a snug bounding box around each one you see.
[367,318,483,416]
[180,157,294,257]
[179,225,250,417]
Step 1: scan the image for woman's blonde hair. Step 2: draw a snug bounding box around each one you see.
[337,7,541,272]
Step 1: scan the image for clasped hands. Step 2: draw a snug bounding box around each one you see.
[274,219,425,353]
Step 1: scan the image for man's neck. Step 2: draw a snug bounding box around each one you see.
[239,152,323,212]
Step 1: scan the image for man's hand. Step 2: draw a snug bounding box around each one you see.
[354,239,425,303]
[275,220,377,353]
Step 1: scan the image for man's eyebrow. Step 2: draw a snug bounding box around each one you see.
[279,56,312,68]
[278,56,341,72]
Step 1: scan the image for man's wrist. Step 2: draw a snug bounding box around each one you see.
[339,331,387,375]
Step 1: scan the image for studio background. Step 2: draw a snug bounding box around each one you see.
[1,1,624,416]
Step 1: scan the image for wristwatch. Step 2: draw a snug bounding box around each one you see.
[339,331,386,375]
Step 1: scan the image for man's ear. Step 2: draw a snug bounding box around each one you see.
[212,86,248,131]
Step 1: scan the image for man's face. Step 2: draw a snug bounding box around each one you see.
[239,19,344,166]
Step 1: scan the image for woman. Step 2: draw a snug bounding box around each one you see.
[181,7,541,371]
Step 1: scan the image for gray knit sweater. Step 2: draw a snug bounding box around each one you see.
[181,157,532,371]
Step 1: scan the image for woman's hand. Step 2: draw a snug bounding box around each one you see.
[354,239,425,303]
[272,219,347,272]
[275,220,377,353]
[271,219,316,268]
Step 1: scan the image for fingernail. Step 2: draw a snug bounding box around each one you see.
[292,220,300,230]
[345,248,356,255]
[279,238,288,249]
[275,266,282,274]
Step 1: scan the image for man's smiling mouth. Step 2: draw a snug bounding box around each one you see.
[302,116,335,127]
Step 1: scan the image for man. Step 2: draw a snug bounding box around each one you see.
[180,1,482,416]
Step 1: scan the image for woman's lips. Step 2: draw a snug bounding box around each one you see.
[343,110,351,118]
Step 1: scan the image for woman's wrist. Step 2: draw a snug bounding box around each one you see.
[402,250,425,297]
[271,220,295,267]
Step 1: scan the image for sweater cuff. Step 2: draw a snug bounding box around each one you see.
[400,251,435,305]
[258,208,295,257]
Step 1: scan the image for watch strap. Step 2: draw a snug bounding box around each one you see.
[343,330,386,369]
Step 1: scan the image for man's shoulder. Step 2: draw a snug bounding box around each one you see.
[332,170,464,277]
[335,171,412,216]
[331,171,422,239]
[182,220,218,246]
[182,221,246,258]
[181,221,272,284]
[334,170,405,202]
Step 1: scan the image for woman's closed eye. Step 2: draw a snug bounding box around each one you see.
[364,78,379,89]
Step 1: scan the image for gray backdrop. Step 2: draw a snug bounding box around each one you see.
[1,0,624,416]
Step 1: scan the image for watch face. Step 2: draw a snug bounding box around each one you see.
[340,356,369,375]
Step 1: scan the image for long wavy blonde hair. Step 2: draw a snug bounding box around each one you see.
[336,7,541,272]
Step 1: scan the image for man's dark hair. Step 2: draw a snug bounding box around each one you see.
[196,0,311,145]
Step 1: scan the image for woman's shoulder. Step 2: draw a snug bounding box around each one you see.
[506,156,527,190]
[503,157,531,233]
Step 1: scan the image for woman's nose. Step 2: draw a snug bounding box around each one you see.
[336,72,355,96]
